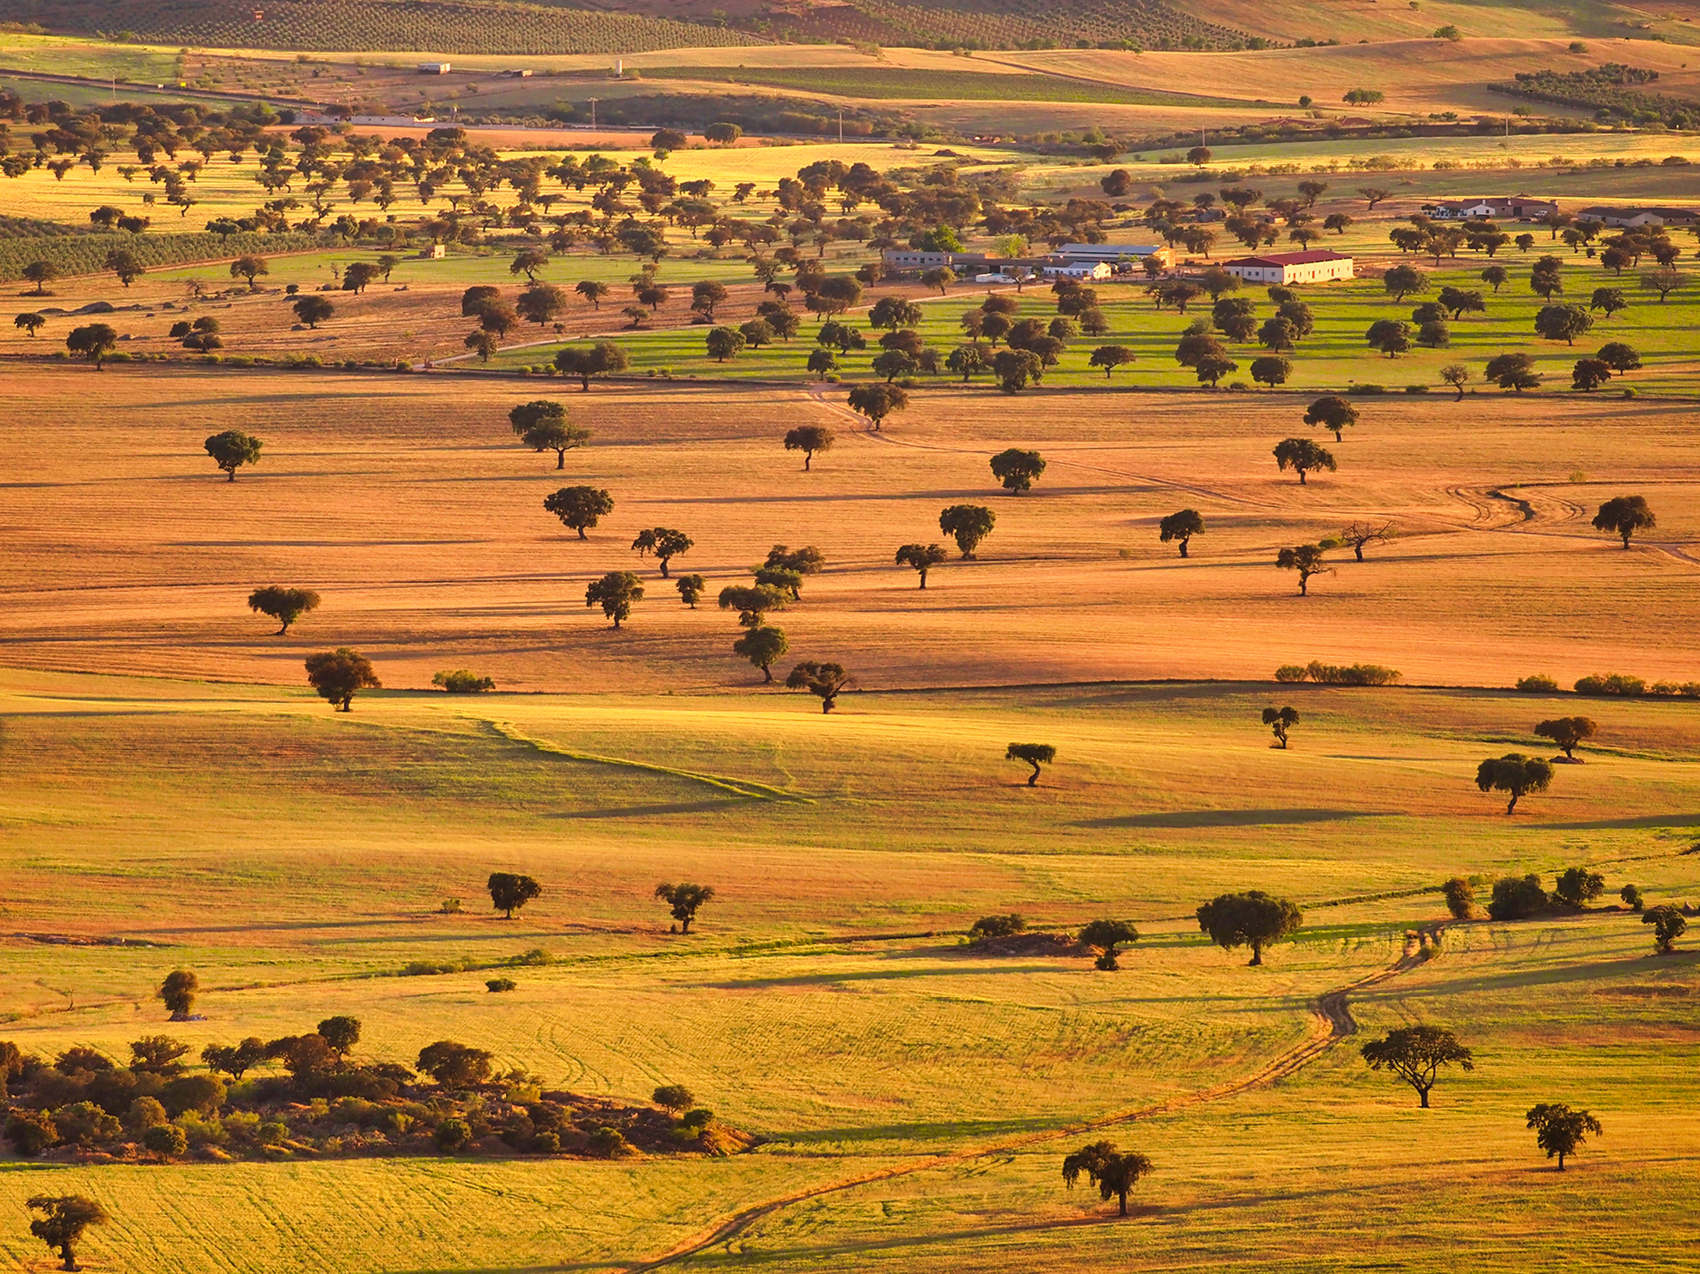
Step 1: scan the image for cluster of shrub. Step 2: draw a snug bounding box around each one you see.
[1518,673,1700,697]
[0,1015,734,1164]
[1488,64,1697,129]
[1443,870,1689,951]
[1274,661,1402,686]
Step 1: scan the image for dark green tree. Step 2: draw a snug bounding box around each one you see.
[586,572,643,628]
[990,448,1046,494]
[1553,866,1605,908]
[1304,395,1359,442]
[1276,543,1330,595]
[1061,1142,1153,1217]
[1525,1103,1601,1170]
[248,585,320,635]
[784,424,834,470]
[543,486,614,539]
[939,505,996,558]
[416,1041,494,1087]
[1535,303,1592,345]
[1262,705,1298,748]
[305,648,380,711]
[317,1016,362,1055]
[733,625,788,683]
[205,430,262,480]
[1366,318,1413,357]
[1591,495,1654,548]
[895,542,948,588]
[1159,509,1204,558]
[158,969,199,1019]
[1274,438,1335,485]
[1079,919,1140,971]
[1005,742,1055,786]
[66,322,118,369]
[631,528,693,578]
[1196,890,1304,965]
[785,661,850,712]
[292,295,334,327]
[1643,905,1687,954]
[676,574,706,608]
[846,382,908,430]
[717,584,788,628]
[488,872,542,918]
[554,341,629,391]
[1360,1025,1474,1107]
[1487,873,1548,920]
[27,1195,108,1271]
[1475,753,1554,814]
[1535,716,1596,760]
[1486,351,1541,391]
[1088,345,1136,377]
[655,882,715,933]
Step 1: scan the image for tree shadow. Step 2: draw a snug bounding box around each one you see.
[1075,808,1388,829]
[1526,813,1700,830]
[545,800,747,819]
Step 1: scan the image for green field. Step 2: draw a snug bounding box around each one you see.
[0,671,1695,1271]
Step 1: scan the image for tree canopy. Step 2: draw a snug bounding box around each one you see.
[784,425,834,470]
[1591,495,1655,548]
[785,661,850,712]
[1005,742,1055,786]
[631,528,693,578]
[248,586,320,635]
[655,882,714,933]
[1078,919,1140,971]
[1475,753,1554,814]
[1261,705,1298,748]
[1361,1025,1474,1107]
[990,448,1046,494]
[1276,543,1331,595]
[894,542,948,588]
[304,648,381,711]
[1526,1103,1601,1170]
[846,383,908,430]
[732,625,789,683]
[1196,890,1303,965]
[1062,1142,1153,1216]
[585,572,643,628]
[1159,509,1204,557]
[1535,716,1597,760]
[28,1195,108,1272]
[1303,395,1359,441]
[205,430,263,481]
[554,342,628,390]
[487,872,542,919]
[938,505,996,558]
[1273,437,1335,485]
[543,486,614,539]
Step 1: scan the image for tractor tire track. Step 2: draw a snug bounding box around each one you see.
[622,925,1444,1272]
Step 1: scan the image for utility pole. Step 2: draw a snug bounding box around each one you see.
[838,108,844,144]
[589,97,597,129]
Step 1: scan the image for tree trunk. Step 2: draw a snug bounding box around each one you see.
[1179,540,1189,558]
[918,573,927,589]
[1249,944,1263,966]
[680,917,690,933]
[577,527,587,540]
[1621,533,1631,549]
[1027,763,1040,787]
[1298,469,1307,484]
[1354,544,1365,561]
[1418,1086,1430,1108]
[556,451,565,470]
[1557,1152,1566,1171]
[1118,1190,1128,1217]
[660,560,671,579]
[227,468,236,481]
[1506,794,1518,814]
[1298,577,1308,596]
[803,453,812,471]
[762,665,772,683]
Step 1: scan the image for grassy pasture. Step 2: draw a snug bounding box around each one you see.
[0,671,1695,1272]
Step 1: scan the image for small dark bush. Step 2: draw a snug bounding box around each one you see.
[1487,874,1548,920]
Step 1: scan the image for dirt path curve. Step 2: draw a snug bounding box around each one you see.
[621,925,1443,1272]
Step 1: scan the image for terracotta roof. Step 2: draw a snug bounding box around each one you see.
[1226,251,1353,267]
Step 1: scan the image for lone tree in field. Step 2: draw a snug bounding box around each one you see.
[1526,1103,1601,1171]
[783,425,834,471]
[733,625,789,683]
[1276,544,1331,596]
[1005,742,1055,787]
[1197,890,1303,965]
[575,280,610,310]
[27,1195,108,1272]
[292,295,335,328]
[66,323,118,369]
[22,260,61,295]
[1440,364,1473,399]
[1643,905,1687,954]
[158,969,199,1019]
[586,572,643,628]
[1383,264,1429,302]
[317,1016,362,1056]
[305,648,380,711]
[248,586,320,635]
[655,882,714,933]
[705,325,746,362]
[631,528,693,578]
[1262,705,1298,749]
[1089,345,1136,377]
[939,505,996,558]
[487,872,542,919]
[653,1084,694,1116]
[544,486,614,539]
[1591,495,1655,549]
[895,542,948,589]
[230,255,269,290]
[1274,437,1335,485]
[847,382,908,430]
[1159,509,1204,558]
[1475,753,1554,814]
[990,448,1046,494]
[15,312,46,337]
[1361,1025,1474,1108]
[520,414,591,469]
[1303,395,1359,442]
[785,661,851,713]
[1535,716,1597,760]
[1336,521,1393,562]
[205,431,263,481]
[1062,1142,1153,1217]
[1079,919,1140,971]
[1535,303,1592,346]
[1486,352,1541,392]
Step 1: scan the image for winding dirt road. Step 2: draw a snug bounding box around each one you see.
[621,925,1443,1272]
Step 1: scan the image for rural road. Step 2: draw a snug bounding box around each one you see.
[620,924,1444,1271]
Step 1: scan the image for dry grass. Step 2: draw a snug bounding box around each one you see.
[1,364,1698,692]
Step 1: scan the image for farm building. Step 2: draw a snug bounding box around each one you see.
[1054,243,1174,269]
[1222,251,1354,285]
[1042,261,1113,280]
[417,62,451,75]
[1423,195,1557,221]
[1577,205,1698,228]
[881,249,989,272]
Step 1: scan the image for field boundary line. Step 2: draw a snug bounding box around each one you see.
[484,719,811,802]
[621,925,1443,1271]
